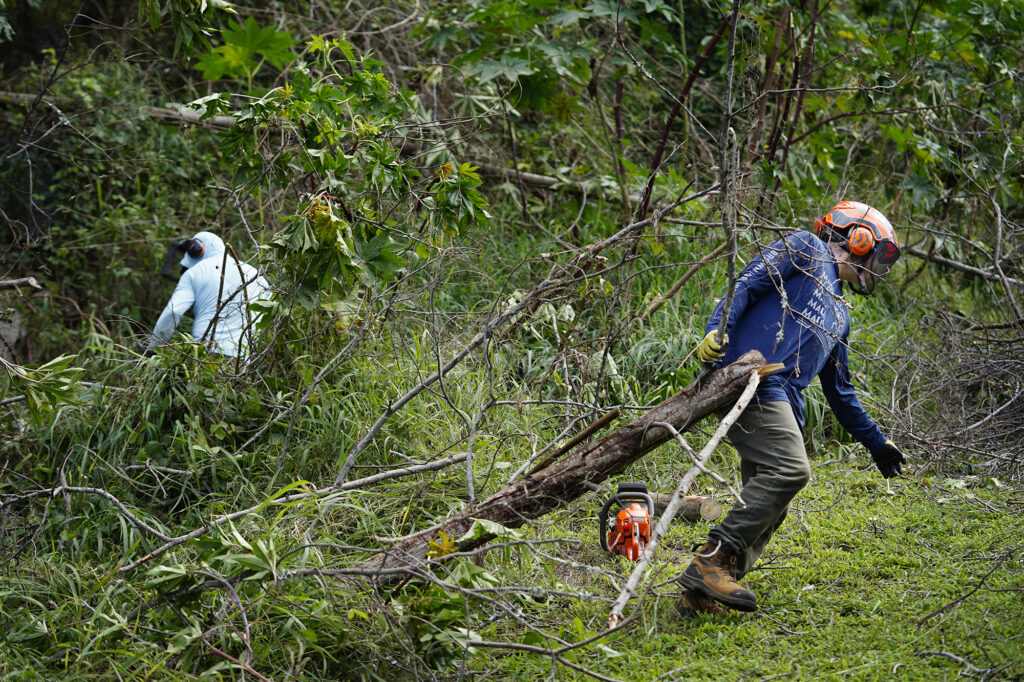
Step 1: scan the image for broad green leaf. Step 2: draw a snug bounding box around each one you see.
[467,56,535,83]
[457,518,523,543]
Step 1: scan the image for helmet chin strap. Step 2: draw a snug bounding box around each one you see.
[848,259,877,295]
[831,242,876,296]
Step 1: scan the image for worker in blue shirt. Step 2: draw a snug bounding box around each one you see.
[146,231,269,358]
[678,201,906,615]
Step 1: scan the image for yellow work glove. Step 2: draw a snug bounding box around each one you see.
[696,330,728,363]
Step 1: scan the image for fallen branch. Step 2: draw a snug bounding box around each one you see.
[358,352,779,579]
[77,451,471,572]
[918,549,1016,625]
[0,485,173,542]
[607,368,760,628]
[904,245,1024,287]
[203,643,273,682]
[916,651,996,677]
[0,276,43,291]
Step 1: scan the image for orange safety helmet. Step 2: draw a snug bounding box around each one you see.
[814,201,897,255]
[814,200,901,295]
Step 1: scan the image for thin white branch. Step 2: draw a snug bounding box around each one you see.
[657,422,745,506]
[12,452,473,573]
[607,368,760,628]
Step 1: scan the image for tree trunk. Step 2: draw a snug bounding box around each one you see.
[365,351,776,575]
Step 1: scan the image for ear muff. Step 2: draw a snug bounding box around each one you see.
[183,239,205,259]
[846,225,875,257]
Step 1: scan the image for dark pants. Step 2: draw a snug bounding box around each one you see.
[708,399,810,579]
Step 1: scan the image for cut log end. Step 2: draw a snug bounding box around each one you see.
[651,493,723,522]
[757,362,785,378]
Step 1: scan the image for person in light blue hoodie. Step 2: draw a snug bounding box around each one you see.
[146,231,269,358]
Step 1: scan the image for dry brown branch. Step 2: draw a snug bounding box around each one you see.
[918,549,1017,625]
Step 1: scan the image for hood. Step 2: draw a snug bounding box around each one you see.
[181,231,225,269]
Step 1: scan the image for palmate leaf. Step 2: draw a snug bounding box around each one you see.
[221,16,298,68]
[466,55,535,83]
[194,46,239,80]
[194,16,297,81]
[354,230,407,283]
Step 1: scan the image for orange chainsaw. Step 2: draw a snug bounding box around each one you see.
[599,482,654,561]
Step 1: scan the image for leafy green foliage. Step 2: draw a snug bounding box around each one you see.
[194,16,297,87]
[392,560,499,667]
[2,0,1023,679]
[1,354,83,421]
[197,35,489,319]
[137,0,237,54]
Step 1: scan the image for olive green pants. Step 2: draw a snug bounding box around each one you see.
[707,399,811,579]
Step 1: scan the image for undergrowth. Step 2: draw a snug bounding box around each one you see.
[3,3,1023,678]
[2,436,1021,680]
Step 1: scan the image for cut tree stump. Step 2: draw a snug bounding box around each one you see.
[363,350,777,577]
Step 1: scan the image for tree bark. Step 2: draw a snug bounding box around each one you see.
[0,276,42,290]
[364,351,777,576]
[650,493,723,521]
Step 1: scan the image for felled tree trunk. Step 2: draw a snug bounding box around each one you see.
[366,351,775,575]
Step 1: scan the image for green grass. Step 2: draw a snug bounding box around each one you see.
[453,461,1023,681]
[3,307,1021,681]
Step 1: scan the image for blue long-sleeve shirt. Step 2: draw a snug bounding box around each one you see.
[706,231,887,451]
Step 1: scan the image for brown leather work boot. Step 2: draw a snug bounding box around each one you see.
[678,541,757,612]
[676,590,727,618]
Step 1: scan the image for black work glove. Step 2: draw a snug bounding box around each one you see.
[870,440,905,478]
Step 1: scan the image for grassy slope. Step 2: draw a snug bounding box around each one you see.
[470,452,1024,681]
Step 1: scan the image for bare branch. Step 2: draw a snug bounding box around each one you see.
[606,368,760,628]
[0,277,43,291]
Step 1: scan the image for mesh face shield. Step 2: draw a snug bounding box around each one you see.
[160,240,189,281]
[849,239,901,295]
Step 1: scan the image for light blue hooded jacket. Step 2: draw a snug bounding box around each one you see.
[148,231,269,357]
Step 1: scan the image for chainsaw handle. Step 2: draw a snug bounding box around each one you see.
[598,491,655,553]
[598,496,615,552]
[613,492,654,517]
